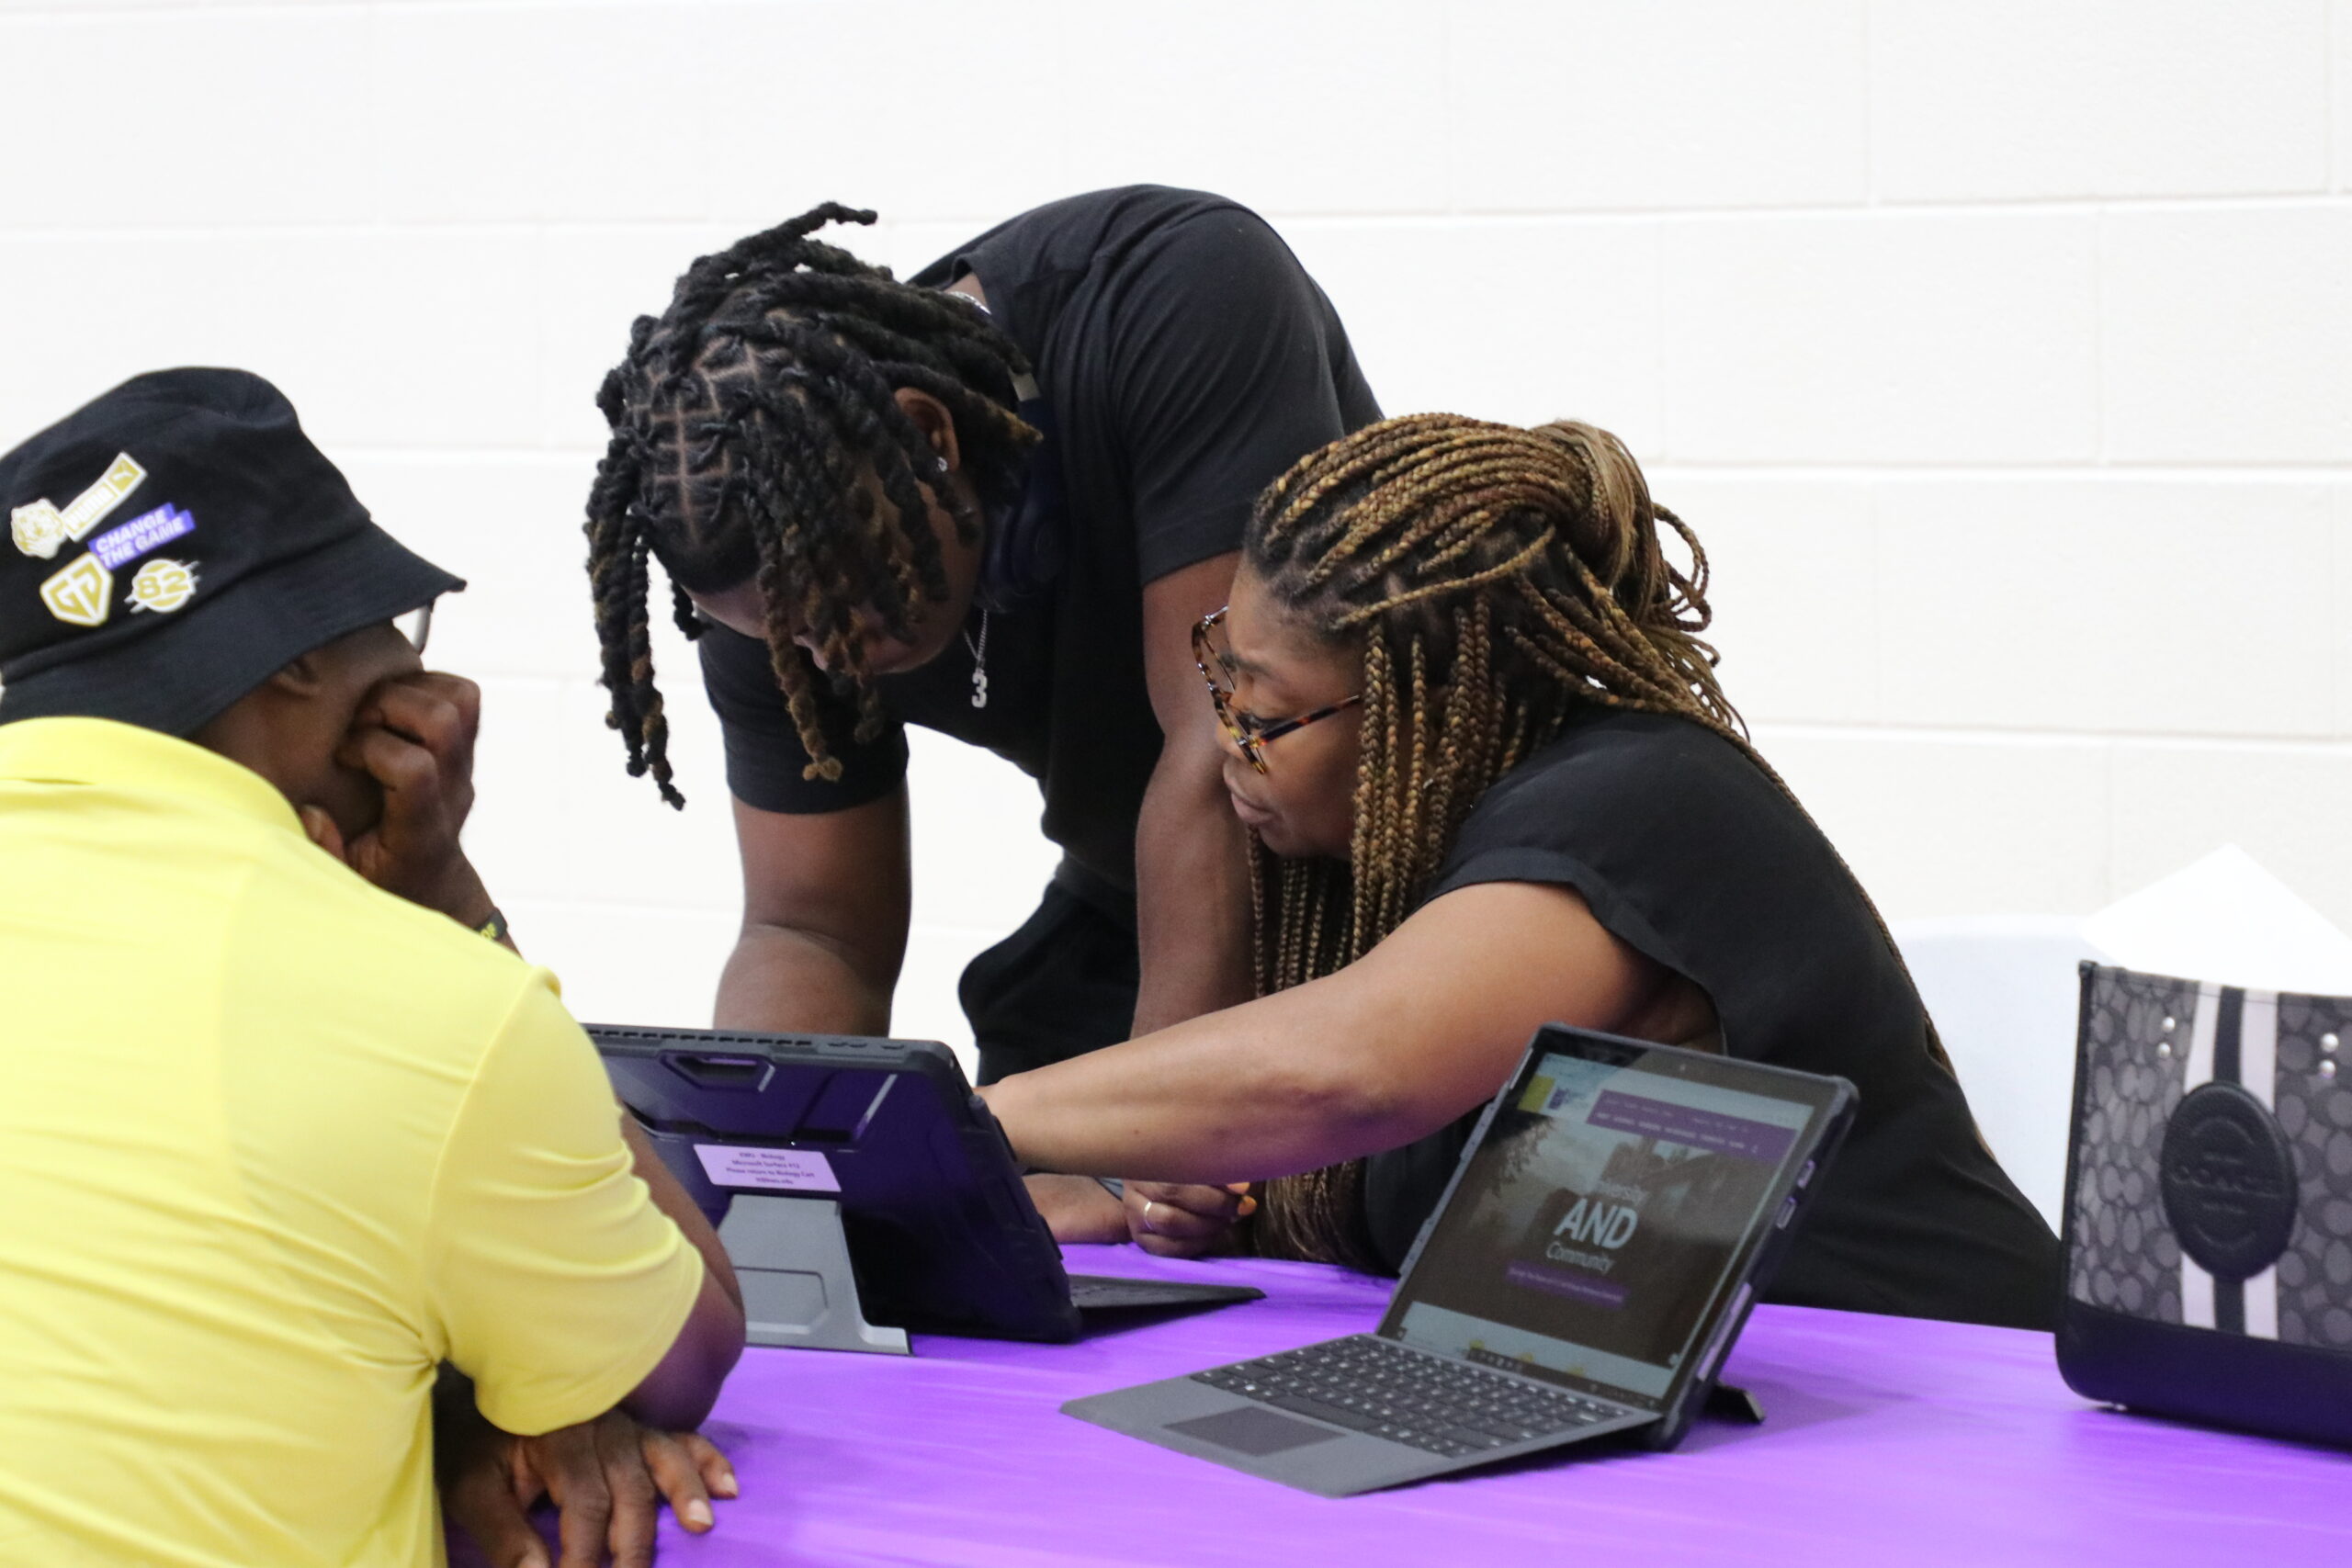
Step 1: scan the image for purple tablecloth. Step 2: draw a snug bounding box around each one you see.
[461,1245,2349,1566]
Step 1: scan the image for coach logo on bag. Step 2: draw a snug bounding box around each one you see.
[2158,1082,2297,1283]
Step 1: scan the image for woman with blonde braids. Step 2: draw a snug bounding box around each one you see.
[984,413,2058,1328]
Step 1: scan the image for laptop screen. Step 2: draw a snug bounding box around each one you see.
[1379,1040,1824,1410]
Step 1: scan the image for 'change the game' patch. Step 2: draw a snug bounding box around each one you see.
[89,503,195,571]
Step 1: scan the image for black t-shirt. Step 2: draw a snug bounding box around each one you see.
[1361,709,2063,1330]
[701,187,1382,908]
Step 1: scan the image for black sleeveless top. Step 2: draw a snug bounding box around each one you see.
[1361,709,2062,1330]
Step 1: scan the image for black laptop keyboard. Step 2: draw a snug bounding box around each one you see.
[1191,1335,1631,1457]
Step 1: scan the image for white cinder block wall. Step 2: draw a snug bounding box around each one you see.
[5,2,2349,1060]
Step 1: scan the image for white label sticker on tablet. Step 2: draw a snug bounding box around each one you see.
[694,1145,841,1193]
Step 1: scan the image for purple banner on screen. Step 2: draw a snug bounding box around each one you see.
[1589,1089,1796,1163]
[1506,1260,1629,1309]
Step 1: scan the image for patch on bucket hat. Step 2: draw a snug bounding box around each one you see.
[127,558,198,615]
[90,502,196,571]
[11,453,146,560]
[39,554,114,626]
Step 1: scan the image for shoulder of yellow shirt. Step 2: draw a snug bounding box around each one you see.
[251,819,571,1019]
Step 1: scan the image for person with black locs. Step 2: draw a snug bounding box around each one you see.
[585,186,1381,1240]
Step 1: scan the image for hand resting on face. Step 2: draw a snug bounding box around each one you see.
[301,671,503,938]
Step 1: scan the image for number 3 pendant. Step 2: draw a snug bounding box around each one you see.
[971,669,989,709]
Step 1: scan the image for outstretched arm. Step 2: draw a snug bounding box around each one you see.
[985,880,1713,1183]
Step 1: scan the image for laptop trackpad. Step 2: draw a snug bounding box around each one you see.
[1168,1406,1347,1457]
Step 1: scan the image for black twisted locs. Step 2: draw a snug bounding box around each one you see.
[583,203,1039,806]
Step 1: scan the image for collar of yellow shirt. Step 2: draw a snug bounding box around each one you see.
[0,715,301,835]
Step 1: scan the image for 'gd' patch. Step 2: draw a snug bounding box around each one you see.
[40,555,114,626]
[11,453,147,560]
[129,558,198,615]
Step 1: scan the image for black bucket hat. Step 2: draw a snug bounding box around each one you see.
[0,368,464,736]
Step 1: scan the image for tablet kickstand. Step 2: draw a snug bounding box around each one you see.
[1704,1382,1766,1425]
[718,1195,911,1357]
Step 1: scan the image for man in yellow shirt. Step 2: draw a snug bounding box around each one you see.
[0,369,747,1566]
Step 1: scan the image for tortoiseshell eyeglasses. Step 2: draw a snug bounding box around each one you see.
[1193,606,1362,774]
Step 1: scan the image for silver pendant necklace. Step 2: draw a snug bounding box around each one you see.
[965,610,989,709]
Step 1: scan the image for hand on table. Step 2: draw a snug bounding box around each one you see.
[1126,1181,1255,1258]
[439,1399,737,1568]
[300,672,500,932]
[1023,1173,1130,1243]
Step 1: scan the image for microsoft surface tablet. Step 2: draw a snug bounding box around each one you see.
[1064,1025,1855,1494]
[592,1025,1261,1347]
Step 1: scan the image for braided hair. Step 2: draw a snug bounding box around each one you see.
[1239,413,1930,1267]
[584,204,1039,805]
